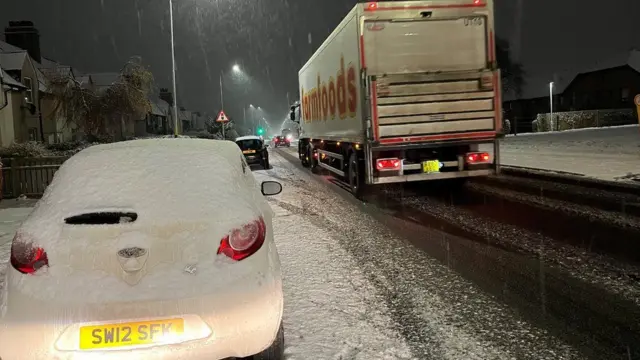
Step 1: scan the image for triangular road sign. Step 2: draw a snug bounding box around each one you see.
[216,110,229,123]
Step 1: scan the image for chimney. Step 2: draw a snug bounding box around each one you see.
[159,88,174,106]
[4,21,41,63]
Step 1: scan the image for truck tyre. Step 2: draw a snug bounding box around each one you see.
[348,152,370,200]
[300,142,310,167]
[309,145,320,174]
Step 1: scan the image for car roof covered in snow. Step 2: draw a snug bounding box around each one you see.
[21,139,265,234]
[235,135,261,141]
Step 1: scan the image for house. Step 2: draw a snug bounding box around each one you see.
[2,20,190,144]
[0,63,27,146]
[144,97,170,135]
[503,49,640,133]
[2,21,78,143]
[0,48,45,143]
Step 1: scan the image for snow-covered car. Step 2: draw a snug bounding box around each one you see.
[0,139,285,360]
[235,135,270,169]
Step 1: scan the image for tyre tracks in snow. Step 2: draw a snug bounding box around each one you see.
[274,146,640,360]
[267,149,585,360]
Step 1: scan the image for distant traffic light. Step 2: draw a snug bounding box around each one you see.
[257,127,264,135]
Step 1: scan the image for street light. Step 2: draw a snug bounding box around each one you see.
[220,63,242,110]
[549,82,554,131]
[218,64,243,139]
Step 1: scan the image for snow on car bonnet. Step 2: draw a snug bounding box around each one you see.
[20,139,262,240]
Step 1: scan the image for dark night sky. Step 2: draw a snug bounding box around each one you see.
[1,0,638,129]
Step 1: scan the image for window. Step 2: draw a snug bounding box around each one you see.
[621,88,630,102]
[28,128,38,141]
[23,77,34,103]
[235,139,263,151]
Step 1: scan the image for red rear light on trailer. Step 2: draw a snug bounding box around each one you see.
[217,217,266,261]
[366,2,378,10]
[10,234,49,274]
[376,158,401,171]
[466,152,490,163]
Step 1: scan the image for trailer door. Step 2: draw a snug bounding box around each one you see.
[362,16,488,75]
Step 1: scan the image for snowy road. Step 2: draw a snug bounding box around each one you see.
[258,151,589,360]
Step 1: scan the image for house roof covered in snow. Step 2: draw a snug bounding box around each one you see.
[505,49,640,102]
[0,40,23,53]
[0,64,26,90]
[150,97,170,116]
[0,51,27,71]
[84,72,120,88]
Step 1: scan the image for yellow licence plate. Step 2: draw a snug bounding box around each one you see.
[79,318,185,350]
[422,160,440,174]
[242,150,256,154]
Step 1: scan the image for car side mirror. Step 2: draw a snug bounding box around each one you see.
[265,144,270,148]
[261,181,282,196]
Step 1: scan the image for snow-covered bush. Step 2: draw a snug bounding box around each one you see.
[533,109,634,132]
[0,142,51,158]
[502,119,511,135]
[50,142,100,156]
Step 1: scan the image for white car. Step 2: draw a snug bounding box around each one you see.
[0,139,285,359]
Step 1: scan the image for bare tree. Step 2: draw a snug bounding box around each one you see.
[495,37,525,97]
[46,57,154,142]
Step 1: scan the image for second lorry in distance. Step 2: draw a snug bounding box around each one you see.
[290,0,502,199]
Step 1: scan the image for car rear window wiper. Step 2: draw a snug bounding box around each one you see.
[64,212,138,225]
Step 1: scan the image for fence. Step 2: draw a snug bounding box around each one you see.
[1,157,69,198]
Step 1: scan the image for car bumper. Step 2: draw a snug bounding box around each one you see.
[0,247,283,360]
[243,155,262,164]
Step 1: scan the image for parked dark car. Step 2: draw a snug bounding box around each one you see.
[235,135,270,169]
[273,135,290,148]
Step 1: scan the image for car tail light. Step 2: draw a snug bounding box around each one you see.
[217,217,266,261]
[10,235,49,274]
[466,152,490,163]
[376,158,401,171]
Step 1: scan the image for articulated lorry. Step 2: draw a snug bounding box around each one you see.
[290,0,502,199]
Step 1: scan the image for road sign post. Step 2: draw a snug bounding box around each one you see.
[216,110,229,139]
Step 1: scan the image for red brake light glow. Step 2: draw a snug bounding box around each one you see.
[10,235,49,274]
[217,217,266,261]
[466,152,490,163]
[376,158,401,171]
[366,2,378,10]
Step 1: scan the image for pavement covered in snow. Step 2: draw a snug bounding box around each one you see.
[480,125,640,181]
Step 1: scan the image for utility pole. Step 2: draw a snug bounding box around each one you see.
[169,0,179,136]
[219,74,225,139]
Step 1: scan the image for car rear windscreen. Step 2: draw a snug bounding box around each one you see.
[236,139,262,150]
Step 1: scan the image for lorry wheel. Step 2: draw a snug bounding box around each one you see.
[348,152,370,200]
[300,143,310,167]
[309,145,320,174]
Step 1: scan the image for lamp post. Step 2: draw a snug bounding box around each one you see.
[168,0,179,135]
[219,64,242,139]
[549,82,554,131]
